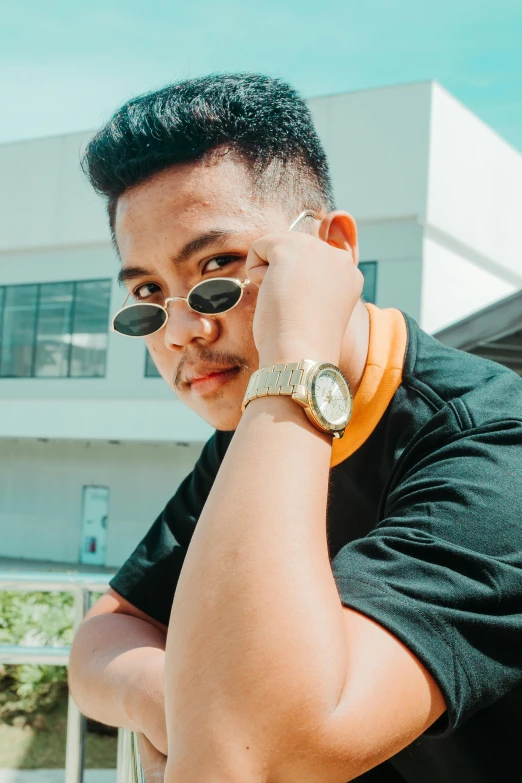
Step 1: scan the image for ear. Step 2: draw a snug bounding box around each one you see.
[318,211,359,265]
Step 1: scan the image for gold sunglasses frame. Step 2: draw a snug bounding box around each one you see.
[111,210,321,338]
[111,277,250,338]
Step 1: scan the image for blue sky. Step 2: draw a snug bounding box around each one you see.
[2,0,522,150]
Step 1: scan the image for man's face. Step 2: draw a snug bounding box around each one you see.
[115,155,292,431]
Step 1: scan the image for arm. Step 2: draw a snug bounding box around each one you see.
[68,588,168,755]
[165,395,445,782]
[69,431,230,759]
[163,223,445,782]
[137,734,168,783]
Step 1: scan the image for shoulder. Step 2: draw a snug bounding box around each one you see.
[394,312,522,433]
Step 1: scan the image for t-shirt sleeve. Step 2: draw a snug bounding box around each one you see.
[331,410,522,736]
[109,429,232,626]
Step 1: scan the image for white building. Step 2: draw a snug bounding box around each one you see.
[1,81,521,568]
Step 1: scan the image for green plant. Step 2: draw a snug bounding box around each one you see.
[0,591,74,726]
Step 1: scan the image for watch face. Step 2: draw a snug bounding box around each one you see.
[310,365,352,430]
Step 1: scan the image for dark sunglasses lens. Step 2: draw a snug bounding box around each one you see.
[188,279,242,314]
[113,304,167,337]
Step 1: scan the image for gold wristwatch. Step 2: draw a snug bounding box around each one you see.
[241,359,352,438]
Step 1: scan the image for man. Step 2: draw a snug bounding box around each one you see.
[69,73,522,782]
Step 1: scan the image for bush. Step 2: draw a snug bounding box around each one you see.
[0,591,74,726]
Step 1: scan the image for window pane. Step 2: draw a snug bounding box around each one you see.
[145,348,161,377]
[0,285,38,377]
[70,280,111,378]
[0,288,4,372]
[34,282,74,377]
[0,287,4,342]
[359,261,377,304]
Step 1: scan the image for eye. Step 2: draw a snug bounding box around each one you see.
[202,255,241,274]
[133,282,162,301]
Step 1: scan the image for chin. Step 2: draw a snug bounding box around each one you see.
[179,393,242,432]
[199,408,241,432]
[183,373,249,432]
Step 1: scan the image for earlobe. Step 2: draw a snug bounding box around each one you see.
[319,211,359,265]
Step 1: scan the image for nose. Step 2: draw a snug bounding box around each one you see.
[162,299,219,350]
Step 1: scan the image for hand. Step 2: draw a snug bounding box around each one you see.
[245,212,364,367]
[136,733,167,783]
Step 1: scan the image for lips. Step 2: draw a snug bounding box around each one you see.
[185,366,238,385]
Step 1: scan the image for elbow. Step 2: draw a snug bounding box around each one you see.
[267,711,378,783]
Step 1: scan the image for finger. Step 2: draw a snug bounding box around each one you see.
[245,243,268,287]
[245,232,313,284]
[247,232,283,265]
[245,234,285,287]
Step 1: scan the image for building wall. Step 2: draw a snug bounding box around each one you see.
[358,218,424,322]
[309,83,432,324]
[0,132,108,251]
[0,85,437,445]
[309,82,432,222]
[1,81,521,565]
[420,236,516,334]
[422,83,522,333]
[0,243,213,441]
[0,438,202,567]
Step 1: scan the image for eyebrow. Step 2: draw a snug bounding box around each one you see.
[117,228,238,286]
[117,265,152,286]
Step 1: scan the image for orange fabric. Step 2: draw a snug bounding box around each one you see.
[330,304,408,469]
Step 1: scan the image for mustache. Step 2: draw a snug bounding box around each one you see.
[173,347,251,390]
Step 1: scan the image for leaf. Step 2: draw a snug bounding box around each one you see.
[0,591,73,724]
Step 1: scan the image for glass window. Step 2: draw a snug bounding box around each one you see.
[359,261,377,304]
[69,280,112,378]
[0,285,39,377]
[145,348,162,378]
[34,282,74,377]
[0,278,112,379]
[0,287,4,347]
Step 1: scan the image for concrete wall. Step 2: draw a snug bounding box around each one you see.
[309,82,433,323]
[0,131,109,251]
[0,133,195,438]
[0,438,203,567]
[358,218,424,322]
[420,236,516,334]
[309,82,432,221]
[421,83,522,333]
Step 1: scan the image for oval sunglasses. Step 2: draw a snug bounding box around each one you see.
[111,210,321,338]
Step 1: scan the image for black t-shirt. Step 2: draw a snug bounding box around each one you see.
[110,309,522,782]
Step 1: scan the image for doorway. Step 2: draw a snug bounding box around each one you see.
[80,485,109,566]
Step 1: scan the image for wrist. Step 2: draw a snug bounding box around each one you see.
[258,346,340,368]
[242,395,333,445]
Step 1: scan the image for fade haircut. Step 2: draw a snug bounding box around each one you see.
[82,73,335,245]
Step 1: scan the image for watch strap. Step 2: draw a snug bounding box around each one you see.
[241,359,316,413]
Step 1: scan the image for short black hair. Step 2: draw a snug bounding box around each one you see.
[82,73,335,241]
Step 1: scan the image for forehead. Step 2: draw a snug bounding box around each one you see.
[115,155,282,259]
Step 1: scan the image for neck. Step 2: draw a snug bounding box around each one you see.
[338,299,370,399]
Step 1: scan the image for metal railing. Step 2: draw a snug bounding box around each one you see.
[0,571,136,783]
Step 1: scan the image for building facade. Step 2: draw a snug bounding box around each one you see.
[1,81,521,567]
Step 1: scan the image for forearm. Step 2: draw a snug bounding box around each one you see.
[69,613,168,754]
[164,397,348,778]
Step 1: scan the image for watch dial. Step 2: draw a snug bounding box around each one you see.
[314,369,350,426]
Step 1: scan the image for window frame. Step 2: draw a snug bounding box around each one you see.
[0,277,112,380]
[359,261,378,305]
[144,347,162,378]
